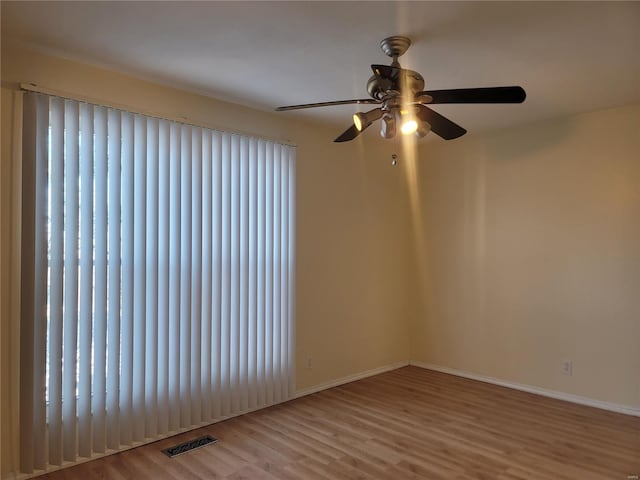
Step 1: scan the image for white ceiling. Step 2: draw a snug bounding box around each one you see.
[2,1,640,136]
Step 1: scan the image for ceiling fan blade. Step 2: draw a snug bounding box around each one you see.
[276,99,379,111]
[419,86,526,104]
[416,105,467,140]
[371,64,401,79]
[334,124,365,143]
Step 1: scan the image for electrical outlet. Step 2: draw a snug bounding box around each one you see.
[306,355,313,369]
[561,360,573,376]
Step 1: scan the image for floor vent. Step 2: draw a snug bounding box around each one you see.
[162,435,218,457]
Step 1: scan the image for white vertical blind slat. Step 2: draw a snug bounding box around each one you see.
[22,93,295,474]
[179,125,192,427]
[20,94,37,474]
[33,95,49,469]
[287,147,296,397]
[230,135,240,412]
[211,131,223,420]
[157,120,171,435]
[190,128,203,425]
[132,115,147,442]
[248,138,258,410]
[264,142,274,406]
[168,123,182,432]
[92,106,108,453]
[47,97,65,465]
[280,147,289,401]
[145,118,159,439]
[62,99,80,462]
[272,143,282,404]
[220,134,231,416]
[239,136,249,412]
[201,131,213,422]
[78,103,95,457]
[120,111,135,446]
[106,109,122,450]
[256,140,266,408]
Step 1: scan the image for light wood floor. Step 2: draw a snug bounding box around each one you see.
[41,366,639,480]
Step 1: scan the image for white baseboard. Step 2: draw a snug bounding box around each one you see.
[410,360,640,417]
[294,360,409,399]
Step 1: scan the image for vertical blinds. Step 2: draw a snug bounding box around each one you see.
[19,92,295,473]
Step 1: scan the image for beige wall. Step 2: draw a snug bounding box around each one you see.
[0,45,413,477]
[410,104,640,408]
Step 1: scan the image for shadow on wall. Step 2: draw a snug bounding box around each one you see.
[482,115,575,162]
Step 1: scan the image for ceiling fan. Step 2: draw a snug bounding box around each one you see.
[275,36,526,142]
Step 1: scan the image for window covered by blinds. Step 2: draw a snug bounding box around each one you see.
[19,92,295,473]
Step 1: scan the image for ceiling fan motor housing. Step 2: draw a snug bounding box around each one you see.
[399,70,425,96]
[367,69,425,101]
[367,75,392,100]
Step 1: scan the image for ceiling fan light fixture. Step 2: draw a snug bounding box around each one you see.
[415,120,431,138]
[353,108,383,132]
[400,118,418,135]
[380,113,396,139]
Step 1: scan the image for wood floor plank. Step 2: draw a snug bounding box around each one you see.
[37,366,640,479]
